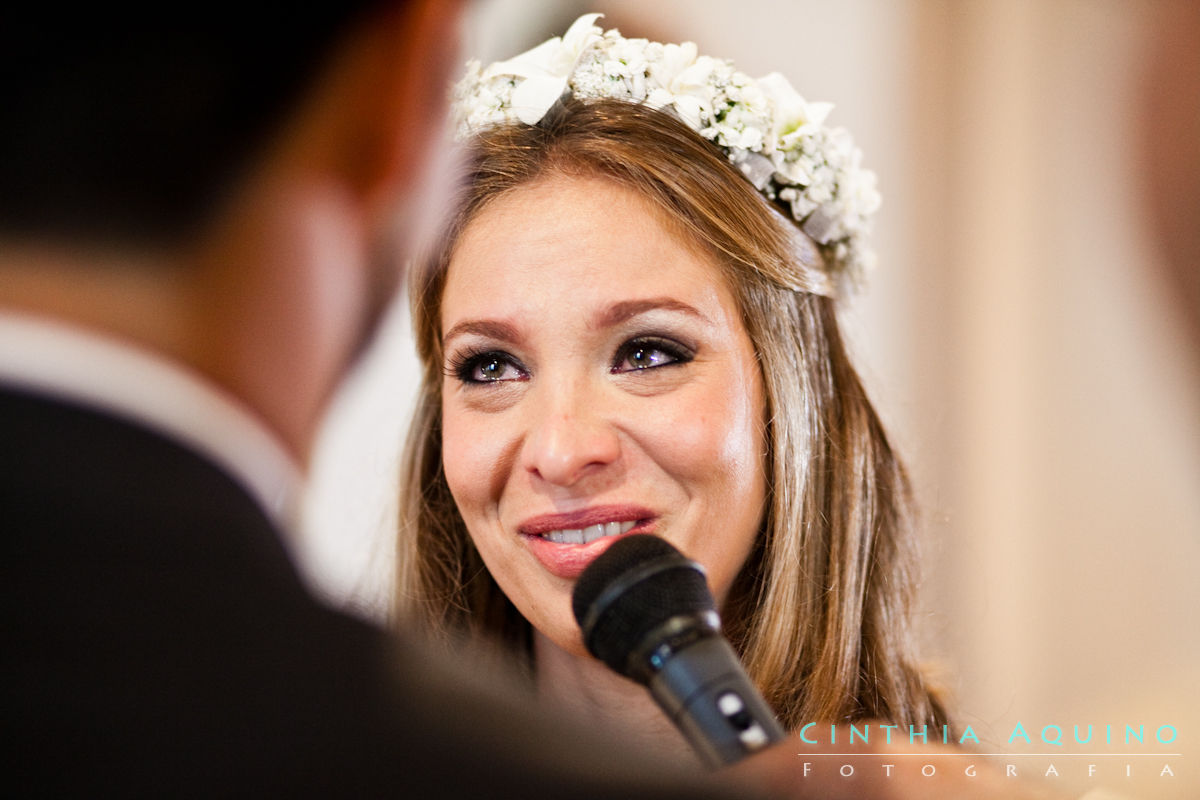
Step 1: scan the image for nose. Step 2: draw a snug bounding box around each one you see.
[522,381,621,487]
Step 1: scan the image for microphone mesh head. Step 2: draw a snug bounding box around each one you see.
[571,534,716,678]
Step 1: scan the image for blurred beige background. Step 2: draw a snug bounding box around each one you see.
[299,2,1200,797]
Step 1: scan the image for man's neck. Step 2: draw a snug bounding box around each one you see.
[0,227,321,466]
[0,239,194,366]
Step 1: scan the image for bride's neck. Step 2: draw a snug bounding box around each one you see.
[532,631,701,766]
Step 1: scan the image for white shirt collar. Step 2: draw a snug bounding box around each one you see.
[0,311,306,540]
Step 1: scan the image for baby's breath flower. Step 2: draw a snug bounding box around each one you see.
[451,13,879,292]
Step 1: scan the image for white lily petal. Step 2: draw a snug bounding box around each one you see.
[651,41,698,86]
[562,12,605,52]
[646,87,673,109]
[806,101,834,126]
[509,75,568,125]
[484,39,562,80]
[671,95,704,129]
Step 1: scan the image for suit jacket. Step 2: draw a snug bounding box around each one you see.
[1,386,745,798]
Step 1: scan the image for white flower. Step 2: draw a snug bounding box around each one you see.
[757,72,831,146]
[450,13,880,293]
[476,12,604,125]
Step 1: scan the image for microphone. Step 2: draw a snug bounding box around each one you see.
[571,534,786,767]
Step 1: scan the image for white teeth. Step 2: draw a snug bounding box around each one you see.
[543,519,637,544]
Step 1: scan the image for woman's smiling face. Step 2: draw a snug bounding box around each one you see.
[439,173,768,656]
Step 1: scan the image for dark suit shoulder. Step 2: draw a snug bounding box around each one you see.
[0,389,744,799]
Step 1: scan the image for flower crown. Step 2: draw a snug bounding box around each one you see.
[451,13,880,295]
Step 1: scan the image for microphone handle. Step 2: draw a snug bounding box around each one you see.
[647,635,786,767]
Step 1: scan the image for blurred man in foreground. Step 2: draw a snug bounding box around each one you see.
[0,5,741,797]
[0,5,1072,799]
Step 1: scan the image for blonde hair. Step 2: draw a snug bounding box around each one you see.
[396,98,949,731]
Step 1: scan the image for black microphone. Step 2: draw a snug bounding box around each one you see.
[571,534,786,767]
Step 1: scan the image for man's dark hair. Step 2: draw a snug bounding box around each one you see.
[0,9,387,247]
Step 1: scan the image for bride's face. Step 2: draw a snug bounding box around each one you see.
[439,173,767,657]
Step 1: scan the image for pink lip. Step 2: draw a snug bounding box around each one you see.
[519,504,657,580]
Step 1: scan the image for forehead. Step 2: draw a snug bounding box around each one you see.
[442,173,739,326]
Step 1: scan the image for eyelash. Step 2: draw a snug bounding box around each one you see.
[445,349,527,384]
[446,336,694,385]
[611,336,693,373]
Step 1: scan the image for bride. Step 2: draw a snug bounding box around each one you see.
[394,13,950,763]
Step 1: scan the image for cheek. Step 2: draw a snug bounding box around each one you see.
[705,375,768,547]
[651,364,767,600]
[439,397,498,523]
[653,370,766,495]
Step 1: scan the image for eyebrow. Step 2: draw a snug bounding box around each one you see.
[441,297,712,349]
[442,319,523,349]
[595,297,712,328]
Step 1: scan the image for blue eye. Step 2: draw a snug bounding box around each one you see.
[448,350,526,383]
[612,337,693,373]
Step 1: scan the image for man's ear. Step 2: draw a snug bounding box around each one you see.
[276,0,465,221]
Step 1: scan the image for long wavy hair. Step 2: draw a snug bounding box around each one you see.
[395,97,949,731]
